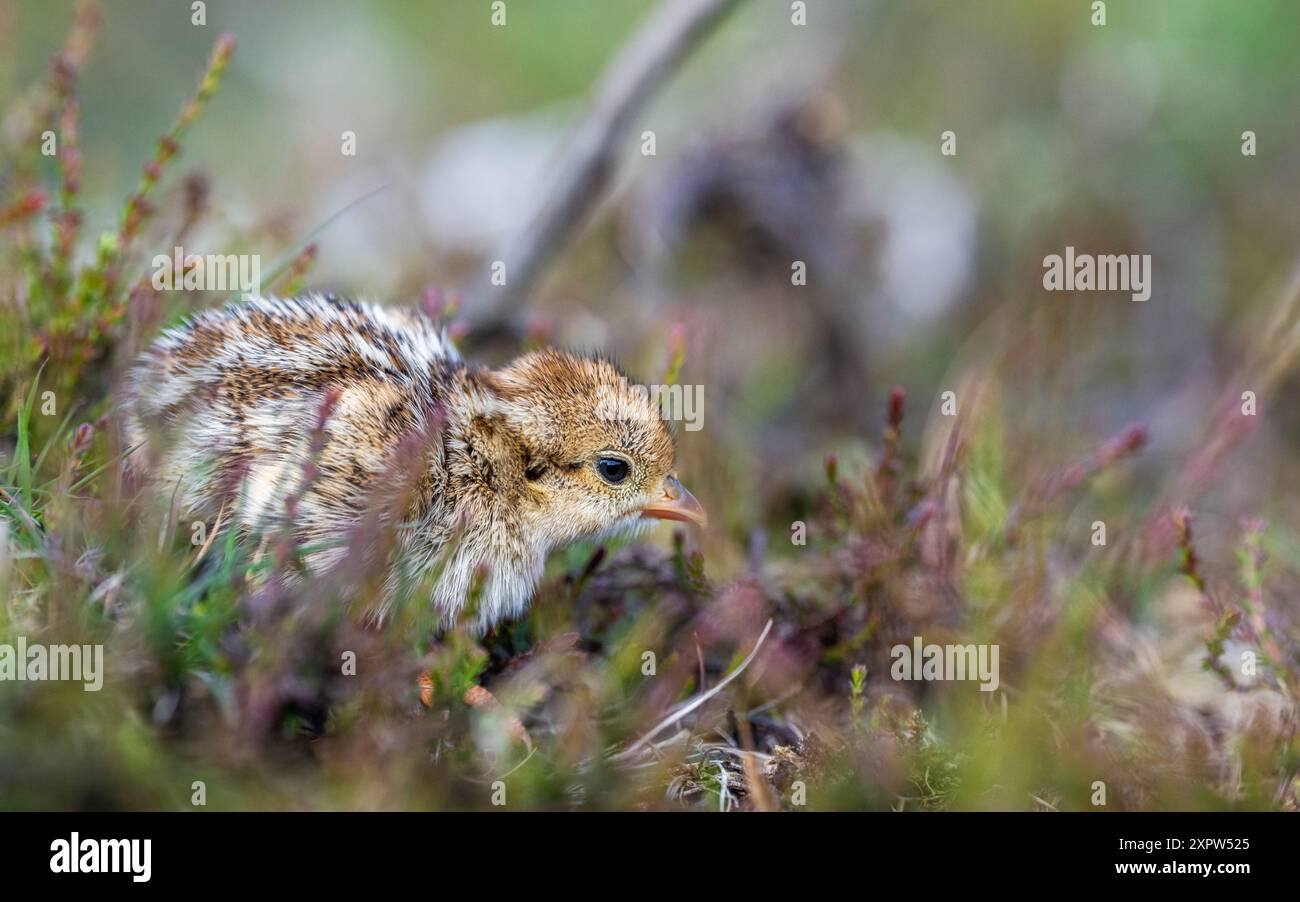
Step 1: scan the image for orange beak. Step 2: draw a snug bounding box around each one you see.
[640,476,707,528]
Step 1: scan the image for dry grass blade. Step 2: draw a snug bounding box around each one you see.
[611,617,773,764]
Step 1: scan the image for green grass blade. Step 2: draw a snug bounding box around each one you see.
[12,360,46,507]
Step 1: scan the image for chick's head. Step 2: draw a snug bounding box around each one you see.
[488,349,706,549]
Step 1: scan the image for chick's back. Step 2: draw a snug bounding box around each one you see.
[124,295,460,561]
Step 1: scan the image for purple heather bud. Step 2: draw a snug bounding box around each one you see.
[888,385,905,430]
[70,422,94,457]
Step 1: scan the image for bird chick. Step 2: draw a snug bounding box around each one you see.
[123,294,705,632]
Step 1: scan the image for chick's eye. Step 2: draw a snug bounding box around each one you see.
[595,457,630,485]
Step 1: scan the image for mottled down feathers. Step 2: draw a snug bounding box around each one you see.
[123,294,699,632]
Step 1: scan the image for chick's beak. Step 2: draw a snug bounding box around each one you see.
[641,475,708,527]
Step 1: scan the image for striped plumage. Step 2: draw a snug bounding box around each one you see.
[123,294,704,632]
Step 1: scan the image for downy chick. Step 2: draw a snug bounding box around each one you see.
[123,294,705,632]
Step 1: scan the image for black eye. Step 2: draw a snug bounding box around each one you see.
[595,457,630,485]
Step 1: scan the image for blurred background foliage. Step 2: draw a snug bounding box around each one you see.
[1,0,1299,810]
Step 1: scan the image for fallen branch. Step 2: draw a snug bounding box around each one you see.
[467,0,746,335]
